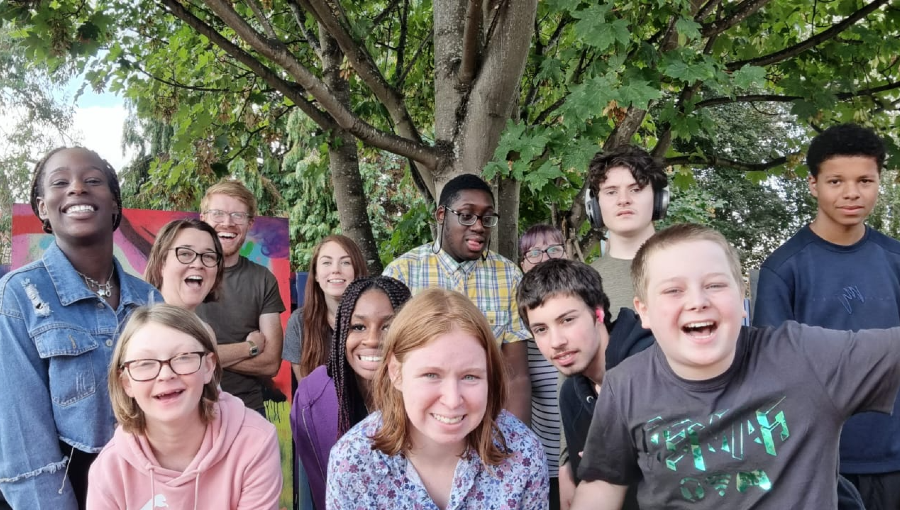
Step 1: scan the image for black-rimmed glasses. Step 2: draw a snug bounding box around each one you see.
[204,209,251,225]
[445,207,500,228]
[170,247,221,268]
[122,352,208,381]
[523,244,566,263]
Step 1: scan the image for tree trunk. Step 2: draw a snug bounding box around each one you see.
[319,27,383,274]
[496,176,520,262]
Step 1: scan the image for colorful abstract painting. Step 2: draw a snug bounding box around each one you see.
[11,204,295,509]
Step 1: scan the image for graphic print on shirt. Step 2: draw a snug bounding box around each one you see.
[641,396,788,503]
[139,494,169,509]
[838,285,865,314]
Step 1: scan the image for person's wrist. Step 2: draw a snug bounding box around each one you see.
[247,338,260,357]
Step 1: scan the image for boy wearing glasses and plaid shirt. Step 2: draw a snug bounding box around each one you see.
[383,174,533,426]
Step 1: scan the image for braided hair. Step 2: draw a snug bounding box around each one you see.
[29,147,124,234]
[327,276,411,437]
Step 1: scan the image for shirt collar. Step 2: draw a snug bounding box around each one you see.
[43,241,149,308]
[436,248,481,274]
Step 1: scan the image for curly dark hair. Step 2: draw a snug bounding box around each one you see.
[326,276,412,437]
[587,145,667,196]
[807,123,885,177]
[29,147,123,234]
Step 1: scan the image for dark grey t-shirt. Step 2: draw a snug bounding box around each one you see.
[580,322,900,509]
[197,256,285,410]
[282,307,303,364]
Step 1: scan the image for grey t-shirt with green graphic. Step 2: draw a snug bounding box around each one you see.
[580,322,900,509]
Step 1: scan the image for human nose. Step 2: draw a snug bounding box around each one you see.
[67,180,86,194]
[157,361,177,380]
[843,182,861,199]
[470,217,485,232]
[440,379,463,408]
[548,327,567,349]
[684,286,710,311]
[616,190,631,206]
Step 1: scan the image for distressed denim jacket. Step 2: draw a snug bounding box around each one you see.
[0,242,160,509]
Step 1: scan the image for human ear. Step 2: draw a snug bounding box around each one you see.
[121,371,134,398]
[202,353,217,384]
[807,175,818,198]
[633,297,651,330]
[435,205,445,224]
[388,355,402,391]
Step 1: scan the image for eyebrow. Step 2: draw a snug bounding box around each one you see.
[351,312,394,321]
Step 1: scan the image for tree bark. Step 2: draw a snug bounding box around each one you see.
[496,176,520,262]
[319,27,383,274]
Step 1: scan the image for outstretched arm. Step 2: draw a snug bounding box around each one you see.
[570,480,627,510]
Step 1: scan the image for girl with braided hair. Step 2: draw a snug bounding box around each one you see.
[0,147,160,509]
[290,275,411,510]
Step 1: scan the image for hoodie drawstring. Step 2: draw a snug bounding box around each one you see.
[193,471,200,510]
[57,444,76,494]
[148,466,157,505]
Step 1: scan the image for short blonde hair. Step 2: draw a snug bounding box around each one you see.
[144,219,225,303]
[370,289,510,466]
[631,223,743,302]
[109,304,223,434]
[200,179,258,218]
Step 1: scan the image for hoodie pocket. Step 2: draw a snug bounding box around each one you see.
[34,328,99,406]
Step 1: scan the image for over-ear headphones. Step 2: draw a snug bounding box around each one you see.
[584,186,669,230]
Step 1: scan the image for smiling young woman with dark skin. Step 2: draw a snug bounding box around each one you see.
[0,147,160,510]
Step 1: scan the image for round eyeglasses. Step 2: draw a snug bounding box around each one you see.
[523,244,566,264]
[445,207,500,228]
[204,209,251,225]
[170,247,221,268]
[122,352,208,381]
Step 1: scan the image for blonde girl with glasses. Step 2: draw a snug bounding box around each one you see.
[87,304,282,509]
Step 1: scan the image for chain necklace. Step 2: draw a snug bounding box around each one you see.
[77,266,115,299]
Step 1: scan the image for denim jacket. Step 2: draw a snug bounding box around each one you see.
[0,242,160,509]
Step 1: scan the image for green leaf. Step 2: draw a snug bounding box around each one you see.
[732,65,766,89]
[615,80,662,109]
[675,18,702,42]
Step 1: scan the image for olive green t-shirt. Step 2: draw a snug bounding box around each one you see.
[590,255,635,320]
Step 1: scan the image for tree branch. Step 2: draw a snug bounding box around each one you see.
[285,0,321,57]
[666,151,803,172]
[695,0,724,21]
[701,0,770,37]
[129,60,243,92]
[159,0,335,131]
[371,0,402,29]
[727,0,891,70]
[696,80,900,108]
[459,0,483,85]
[199,0,440,168]
[396,28,432,87]
[245,0,277,38]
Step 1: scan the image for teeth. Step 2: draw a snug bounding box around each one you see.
[66,204,94,213]
[218,232,236,239]
[154,390,183,398]
[432,414,464,424]
[685,321,714,329]
[358,355,381,362]
[328,279,346,284]
[186,275,203,281]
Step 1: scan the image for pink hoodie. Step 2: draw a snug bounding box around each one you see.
[86,391,282,510]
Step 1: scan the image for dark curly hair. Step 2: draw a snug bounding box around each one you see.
[588,145,667,196]
[326,276,412,437]
[807,123,885,177]
[438,174,494,208]
[29,147,123,234]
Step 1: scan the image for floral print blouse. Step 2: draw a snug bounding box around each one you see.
[326,410,549,509]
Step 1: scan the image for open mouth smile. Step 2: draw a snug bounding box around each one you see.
[432,413,464,424]
[682,320,717,339]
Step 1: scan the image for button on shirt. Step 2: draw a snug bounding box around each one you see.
[383,244,530,345]
[0,242,161,510]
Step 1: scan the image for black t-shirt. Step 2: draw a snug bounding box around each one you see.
[197,256,285,409]
[580,322,900,509]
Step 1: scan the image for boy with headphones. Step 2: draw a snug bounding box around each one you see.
[585,146,668,321]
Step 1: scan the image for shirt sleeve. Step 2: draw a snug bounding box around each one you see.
[281,308,303,364]
[521,436,550,510]
[577,378,641,486]
[382,259,408,285]
[260,271,286,315]
[237,423,283,510]
[0,296,79,510]
[790,322,900,417]
[752,265,794,328]
[501,269,529,345]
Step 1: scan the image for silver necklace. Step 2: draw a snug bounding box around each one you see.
[77,266,115,299]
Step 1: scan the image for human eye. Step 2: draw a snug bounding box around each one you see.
[49,178,68,187]
[421,372,439,379]
[341,260,352,266]
[459,212,476,223]
[531,325,547,336]
[662,287,682,295]
[232,212,248,220]
[603,189,616,196]
[462,374,480,381]
[350,323,366,332]
[526,249,542,259]
[130,359,158,371]
[707,281,728,290]
[201,252,219,266]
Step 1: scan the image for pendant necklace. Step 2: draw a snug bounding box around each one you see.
[77,266,115,299]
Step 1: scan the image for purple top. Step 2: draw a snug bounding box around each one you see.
[290,365,338,510]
